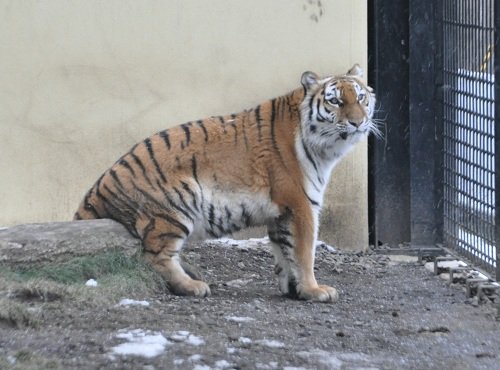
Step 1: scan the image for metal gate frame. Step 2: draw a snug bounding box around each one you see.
[368,0,500,280]
[494,1,500,281]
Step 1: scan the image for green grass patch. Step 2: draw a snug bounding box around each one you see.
[0,251,167,305]
[12,251,147,284]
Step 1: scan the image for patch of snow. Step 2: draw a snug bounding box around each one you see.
[316,241,336,253]
[297,350,343,368]
[189,354,203,362]
[169,331,205,346]
[117,298,150,307]
[255,339,286,348]
[7,355,16,364]
[225,315,255,323]
[193,365,211,370]
[215,359,234,369]
[338,352,372,362]
[226,347,237,354]
[225,278,253,288]
[283,367,309,370]
[85,279,98,287]
[0,227,8,231]
[213,236,270,249]
[238,337,252,344]
[257,362,279,369]
[424,260,467,274]
[186,334,205,346]
[110,329,169,358]
[173,358,184,365]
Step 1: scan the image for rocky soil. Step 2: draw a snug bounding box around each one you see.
[1,238,500,370]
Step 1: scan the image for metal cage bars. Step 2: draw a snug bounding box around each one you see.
[441,0,498,276]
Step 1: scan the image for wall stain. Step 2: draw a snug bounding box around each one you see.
[302,0,324,23]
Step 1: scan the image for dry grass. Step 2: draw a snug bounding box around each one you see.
[0,349,60,370]
[0,251,166,308]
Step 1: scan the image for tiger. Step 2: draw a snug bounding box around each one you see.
[74,64,378,302]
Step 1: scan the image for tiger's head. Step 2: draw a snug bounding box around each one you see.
[300,64,379,145]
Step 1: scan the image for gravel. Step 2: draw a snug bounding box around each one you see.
[1,239,499,370]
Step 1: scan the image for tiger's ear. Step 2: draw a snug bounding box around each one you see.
[301,71,320,90]
[347,64,364,78]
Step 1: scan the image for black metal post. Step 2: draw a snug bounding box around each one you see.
[408,0,443,247]
[494,0,500,281]
[368,0,411,247]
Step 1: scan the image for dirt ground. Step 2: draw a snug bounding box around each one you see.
[1,238,500,370]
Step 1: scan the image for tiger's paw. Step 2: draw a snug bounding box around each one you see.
[170,279,211,297]
[298,284,339,303]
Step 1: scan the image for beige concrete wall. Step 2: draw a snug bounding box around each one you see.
[0,0,367,250]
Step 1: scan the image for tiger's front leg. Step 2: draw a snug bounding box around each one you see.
[268,206,338,302]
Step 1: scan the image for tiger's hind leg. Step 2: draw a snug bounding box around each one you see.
[137,214,211,297]
[268,207,338,302]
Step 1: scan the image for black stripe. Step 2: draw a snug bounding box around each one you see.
[180,181,199,211]
[217,116,227,134]
[159,130,171,150]
[104,178,148,240]
[217,215,225,233]
[255,105,263,141]
[83,190,100,218]
[270,98,278,151]
[109,169,125,190]
[308,96,314,122]
[224,206,232,222]
[208,204,215,229]
[230,121,238,144]
[173,186,196,216]
[191,154,199,184]
[301,138,319,173]
[303,189,320,207]
[118,158,136,177]
[142,218,157,242]
[300,139,325,187]
[130,151,155,188]
[122,177,189,237]
[99,183,137,227]
[157,180,194,222]
[196,120,209,142]
[181,123,191,147]
[241,117,250,150]
[144,138,167,183]
[240,204,251,227]
[286,95,294,118]
[316,99,328,122]
[155,212,190,237]
[133,186,191,237]
[269,234,294,249]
